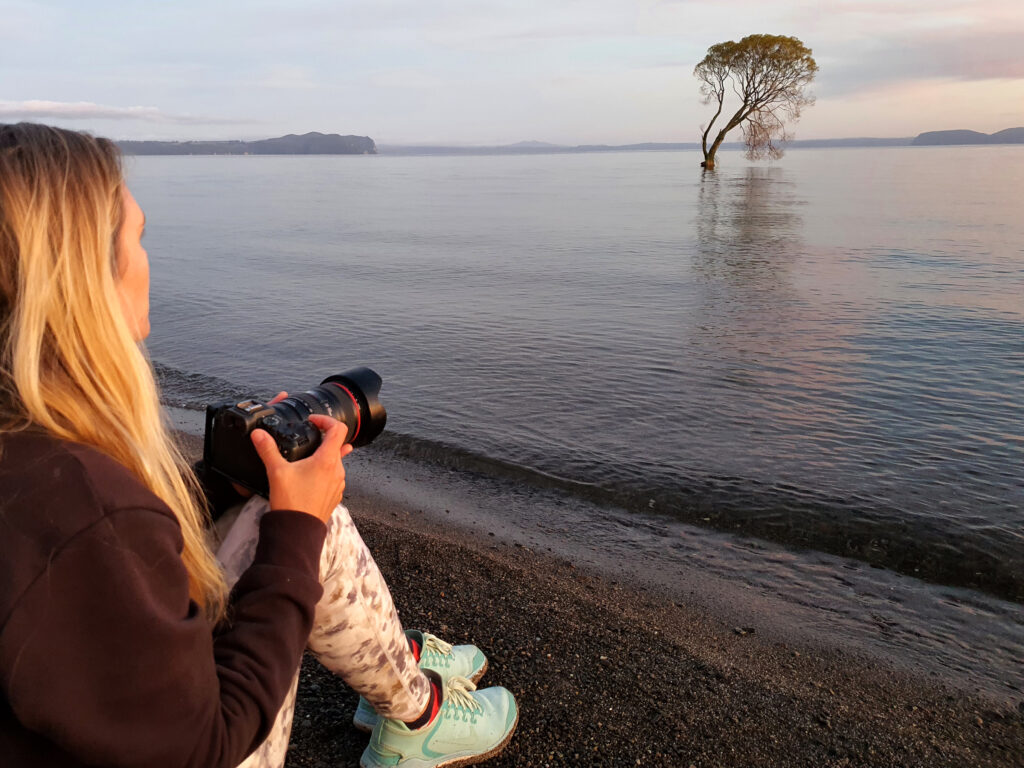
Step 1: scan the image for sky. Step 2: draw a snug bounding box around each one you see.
[1,0,1022,145]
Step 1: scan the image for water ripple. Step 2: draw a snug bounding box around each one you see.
[134,149,1024,602]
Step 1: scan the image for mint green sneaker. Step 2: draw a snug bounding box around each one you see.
[353,630,489,733]
[360,671,518,768]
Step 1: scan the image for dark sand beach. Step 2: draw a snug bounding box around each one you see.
[176,432,1023,767]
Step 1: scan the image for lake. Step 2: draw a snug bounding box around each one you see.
[127,146,1024,604]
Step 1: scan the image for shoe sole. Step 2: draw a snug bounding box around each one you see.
[469,658,489,685]
[429,707,519,768]
[359,707,519,768]
[353,658,491,734]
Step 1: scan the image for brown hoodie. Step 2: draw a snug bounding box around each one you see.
[0,429,327,767]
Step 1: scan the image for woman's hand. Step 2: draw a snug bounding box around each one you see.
[250,414,355,523]
[230,391,288,499]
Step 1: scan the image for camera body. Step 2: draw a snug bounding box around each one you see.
[202,367,386,497]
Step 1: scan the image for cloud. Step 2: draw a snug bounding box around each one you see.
[258,67,318,91]
[0,100,247,125]
[238,0,638,51]
[368,69,445,90]
[820,27,1024,97]
[0,1,60,42]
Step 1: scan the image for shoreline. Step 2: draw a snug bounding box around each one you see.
[175,430,1023,767]
[162,403,1024,606]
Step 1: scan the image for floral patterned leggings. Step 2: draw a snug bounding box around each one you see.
[214,496,431,768]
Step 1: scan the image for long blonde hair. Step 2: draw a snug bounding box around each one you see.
[0,122,227,620]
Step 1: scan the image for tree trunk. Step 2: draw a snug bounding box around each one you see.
[701,132,714,169]
[702,131,727,169]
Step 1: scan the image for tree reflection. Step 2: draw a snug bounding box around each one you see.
[688,165,859,438]
[695,165,803,286]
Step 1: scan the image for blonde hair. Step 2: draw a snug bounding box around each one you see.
[0,122,227,620]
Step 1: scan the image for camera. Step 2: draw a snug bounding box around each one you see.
[202,367,387,497]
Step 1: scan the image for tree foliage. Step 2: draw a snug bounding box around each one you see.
[694,34,817,168]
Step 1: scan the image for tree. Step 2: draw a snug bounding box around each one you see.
[694,34,818,170]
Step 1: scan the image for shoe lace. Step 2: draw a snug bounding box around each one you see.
[444,676,482,714]
[422,633,453,657]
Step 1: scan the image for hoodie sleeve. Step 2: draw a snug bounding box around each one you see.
[0,505,326,768]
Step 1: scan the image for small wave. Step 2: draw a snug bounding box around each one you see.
[155,358,1024,604]
[154,360,257,409]
[367,431,1024,604]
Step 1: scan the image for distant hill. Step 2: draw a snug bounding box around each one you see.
[912,128,1024,146]
[117,128,1024,156]
[118,132,376,155]
[380,137,913,156]
[989,127,1024,143]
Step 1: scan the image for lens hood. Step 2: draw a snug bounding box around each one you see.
[321,367,387,446]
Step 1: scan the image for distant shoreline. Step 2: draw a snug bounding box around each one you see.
[123,138,1024,157]
[379,138,914,156]
[118,131,376,156]
[115,126,1024,156]
[381,128,1023,155]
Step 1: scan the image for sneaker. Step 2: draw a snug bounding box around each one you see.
[353,630,489,733]
[360,671,518,768]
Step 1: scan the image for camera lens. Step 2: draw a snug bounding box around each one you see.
[264,366,387,448]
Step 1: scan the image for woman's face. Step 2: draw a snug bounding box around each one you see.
[115,186,151,341]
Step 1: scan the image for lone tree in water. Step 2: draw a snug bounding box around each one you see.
[694,34,818,170]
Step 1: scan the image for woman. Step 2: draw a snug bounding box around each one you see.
[0,123,517,768]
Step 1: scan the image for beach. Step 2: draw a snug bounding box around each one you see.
[176,431,1023,767]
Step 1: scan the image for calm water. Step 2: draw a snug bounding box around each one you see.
[127,147,1024,602]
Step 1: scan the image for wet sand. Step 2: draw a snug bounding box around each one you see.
[176,432,1023,767]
